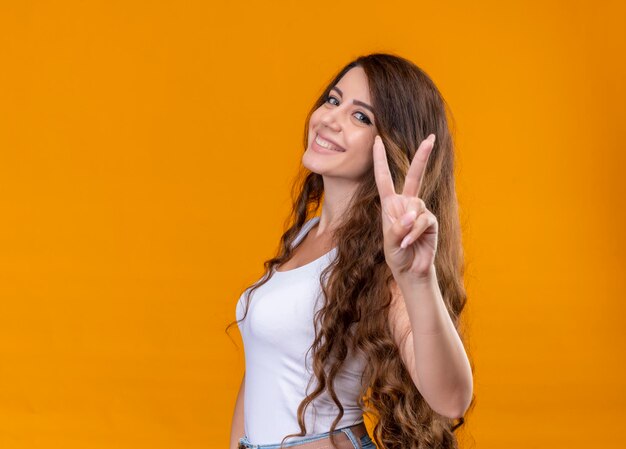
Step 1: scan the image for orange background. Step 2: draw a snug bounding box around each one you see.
[1,1,624,448]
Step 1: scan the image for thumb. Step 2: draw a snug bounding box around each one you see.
[391,210,417,247]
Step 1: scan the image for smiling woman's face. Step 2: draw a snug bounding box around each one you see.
[303,66,378,180]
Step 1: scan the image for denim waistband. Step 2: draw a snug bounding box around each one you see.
[237,422,365,449]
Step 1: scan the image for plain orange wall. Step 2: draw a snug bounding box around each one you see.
[0,1,624,448]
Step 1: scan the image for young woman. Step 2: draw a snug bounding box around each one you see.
[227,53,475,449]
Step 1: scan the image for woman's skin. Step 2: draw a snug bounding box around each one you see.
[302,66,473,418]
[303,66,378,236]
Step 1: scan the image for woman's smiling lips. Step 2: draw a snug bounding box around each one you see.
[312,133,346,153]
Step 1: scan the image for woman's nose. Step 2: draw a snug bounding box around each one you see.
[320,110,342,132]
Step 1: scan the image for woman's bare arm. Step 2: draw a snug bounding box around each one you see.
[229,371,245,449]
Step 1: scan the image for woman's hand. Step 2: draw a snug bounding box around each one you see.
[373,134,438,282]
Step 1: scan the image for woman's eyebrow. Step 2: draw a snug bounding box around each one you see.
[331,86,374,113]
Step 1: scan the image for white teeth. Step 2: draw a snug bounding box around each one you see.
[315,135,343,152]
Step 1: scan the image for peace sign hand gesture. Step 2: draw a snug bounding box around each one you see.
[373,134,438,282]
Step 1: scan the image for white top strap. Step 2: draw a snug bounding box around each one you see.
[291,216,320,248]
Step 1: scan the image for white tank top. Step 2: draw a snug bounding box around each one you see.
[235,216,366,445]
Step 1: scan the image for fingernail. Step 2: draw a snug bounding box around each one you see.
[400,235,411,249]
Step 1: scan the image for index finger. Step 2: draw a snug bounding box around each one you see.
[402,134,435,198]
[372,135,396,200]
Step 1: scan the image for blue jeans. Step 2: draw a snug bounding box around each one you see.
[238,424,376,449]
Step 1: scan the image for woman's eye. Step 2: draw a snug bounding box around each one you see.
[355,111,372,125]
[325,95,372,125]
[326,95,339,105]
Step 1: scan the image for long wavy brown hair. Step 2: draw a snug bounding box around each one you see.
[226,52,475,449]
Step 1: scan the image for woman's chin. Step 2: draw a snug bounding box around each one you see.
[302,152,333,174]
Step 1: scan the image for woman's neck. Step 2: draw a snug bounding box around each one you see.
[318,175,359,235]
